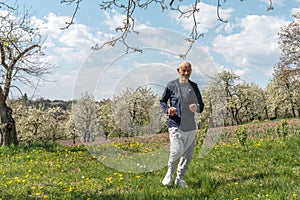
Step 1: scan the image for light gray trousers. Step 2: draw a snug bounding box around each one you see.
[167,127,196,180]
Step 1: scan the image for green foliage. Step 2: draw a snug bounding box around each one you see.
[235,125,248,146]
[275,119,289,138]
[196,125,209,145]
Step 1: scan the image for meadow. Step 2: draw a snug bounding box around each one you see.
[0,119,299,200]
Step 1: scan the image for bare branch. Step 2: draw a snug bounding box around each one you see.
[60,0,82,30]
[92,0,143,53]
[0,6,51,102]
[60,0,274,57]
[0,2,15,10]
[217,0,228,23]
[267,0,274,11]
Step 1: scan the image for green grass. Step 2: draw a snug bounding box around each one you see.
[0,135,299,199]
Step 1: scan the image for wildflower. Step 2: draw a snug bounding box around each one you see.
[105,177,113,182]
[130,143,135,148]
[292,193,297,198]
[136,175,141,179]
[68,186,73,192]
[255,143,261,147]
[43,195,49,199]
[35,193,41,196]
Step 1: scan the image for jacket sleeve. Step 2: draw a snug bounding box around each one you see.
[160,86,171,114]
[194,84,204,113]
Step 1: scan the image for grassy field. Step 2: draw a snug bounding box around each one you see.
[0,119,299,200]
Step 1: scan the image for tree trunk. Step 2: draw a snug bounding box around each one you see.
[264,106,269,119]
[73,136,76,144]
[0,104,18,146]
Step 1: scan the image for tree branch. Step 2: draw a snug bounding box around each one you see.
[217,0,228,23]
[60,0,82,30]
[0,42,8,69]
[60,0,274,57]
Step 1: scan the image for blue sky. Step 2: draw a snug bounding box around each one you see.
[10,0,300,100]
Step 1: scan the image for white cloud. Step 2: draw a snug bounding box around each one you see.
[39,13,102,63]
[24,13,110,99]
[212,15,288,68]
[291,7,300,15]
[260,0,284,6]
[170,2,234,34]
[103,10,127,31]
[235,68,250,77]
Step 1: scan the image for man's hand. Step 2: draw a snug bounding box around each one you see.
[168,107,177,116]
[189,104,197,112]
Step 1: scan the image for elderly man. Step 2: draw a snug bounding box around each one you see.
[160,61,204,188]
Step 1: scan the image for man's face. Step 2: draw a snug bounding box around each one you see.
[177,63,192,80]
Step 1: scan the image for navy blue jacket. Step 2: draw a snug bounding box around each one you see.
[160,79,204,131]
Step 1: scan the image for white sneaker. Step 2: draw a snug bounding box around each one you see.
[162,173,173,186]
[175,178,188,188]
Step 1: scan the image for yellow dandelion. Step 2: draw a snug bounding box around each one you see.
[130,143,135,148]
[136,175,141,179]
[43,195,49,199]
[6,180,13,185]
[105,177,113,182]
